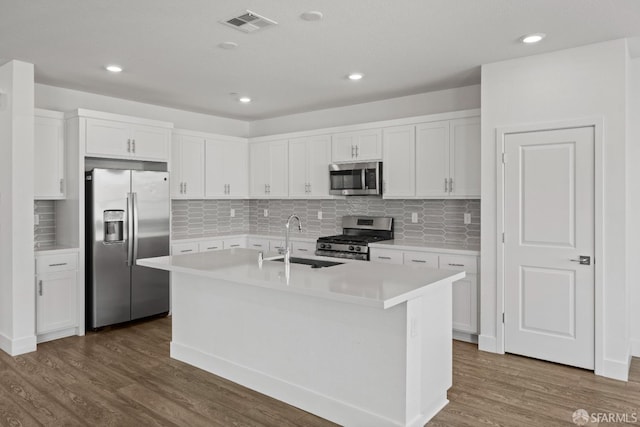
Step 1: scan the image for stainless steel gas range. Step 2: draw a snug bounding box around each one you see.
[315,215,394,260]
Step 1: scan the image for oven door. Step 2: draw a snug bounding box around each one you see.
[329,162,382,196]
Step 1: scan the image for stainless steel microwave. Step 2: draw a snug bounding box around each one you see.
[329,162,382,196]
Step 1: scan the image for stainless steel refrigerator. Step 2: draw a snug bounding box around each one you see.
[85,168,170,329]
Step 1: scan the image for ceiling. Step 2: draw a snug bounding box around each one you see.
[1,0,640,121]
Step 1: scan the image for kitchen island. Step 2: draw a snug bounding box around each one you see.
[137,248,464,427]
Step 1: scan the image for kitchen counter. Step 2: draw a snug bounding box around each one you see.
[370,239,480,256]
[138,248,460,426]
[138,248,462,309]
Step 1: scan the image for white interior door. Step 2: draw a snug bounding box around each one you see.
[504,126,594,370]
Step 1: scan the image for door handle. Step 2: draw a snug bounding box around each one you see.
[132,192,139,263]
[127,193,134,266]
[570,255,591,265]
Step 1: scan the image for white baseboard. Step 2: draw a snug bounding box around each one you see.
[631,339,640,358]
[478,334,499,353]
[0,332,37,356]
[453,331,478,344]
[171,341,445,427]
[37,327,77,344]
[599,357,630,382]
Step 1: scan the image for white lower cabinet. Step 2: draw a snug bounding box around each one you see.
[198,239,223,252]
[223,237,246,249]
[247,237,269,251]
[35,252,78,341]
[292,241,316,257]
[370,247,479,338]
[171,242,199,255]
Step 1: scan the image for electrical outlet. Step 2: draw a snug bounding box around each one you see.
[263,209,269,217]
[464,213,471,224]
[230,209,235,218]
[317,211,323,220]
[411,212,418,223]
[34,214,40,225]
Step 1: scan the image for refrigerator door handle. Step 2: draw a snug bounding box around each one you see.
[127,193,134,266]
[132,192,139,264]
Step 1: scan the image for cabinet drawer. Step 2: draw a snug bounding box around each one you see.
[224,237,245,249]
[247,238,269,250]
[198,239,223,252]
[370,248,403,264]
[270,240,286,252]
[403,251,439,268]
[439,255,477,274]
[36,253,78,274]
[172,242,199,255]
[292,241,316,256]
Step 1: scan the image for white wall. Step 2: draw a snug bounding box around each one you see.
[629,57,640,357]
[480,40,629,380]
[35,84,249,137]
[249,85,480,137]
[0,60,36,355]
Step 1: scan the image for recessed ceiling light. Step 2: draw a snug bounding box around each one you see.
[218,41,239,50]
[300,11,323,21]
[348,73,364,81]
[520,33,546,44]
[105,64,123,73]
[239,96,251,103]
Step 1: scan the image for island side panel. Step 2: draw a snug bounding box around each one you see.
[170,271,413,427]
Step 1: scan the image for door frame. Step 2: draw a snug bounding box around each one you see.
[495,117,604,375]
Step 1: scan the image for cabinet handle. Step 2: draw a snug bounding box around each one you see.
[230,244,240,248]
[351,145,355,158]
[444,178,448,192]
[267,184,271,194]
[378,256,391,260]
[59,178,64,194]
[448,263,465,267]
[132,139,136,153]
[355,145,359,158]
[298,248,308,252]
[38,280,43,296]
[184,182,187,194]
[411,259,427,263]
[449,178,453,193]
[207,246,219,250]
[127,139,131,153]
[180,249,193,253]
[48,262,68,267]
[252,244,263,247]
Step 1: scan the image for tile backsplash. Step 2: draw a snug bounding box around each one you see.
[172,198,480,245]
[34,200,56,248]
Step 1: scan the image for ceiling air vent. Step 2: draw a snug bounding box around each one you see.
[221,10,278,33]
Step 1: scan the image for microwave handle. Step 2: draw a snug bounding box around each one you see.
[361,168,367,190]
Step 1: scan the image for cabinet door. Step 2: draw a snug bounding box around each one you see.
[267,140,289,197]
[225,142,248,198]
[354,129,382,161]
[34,115,65,199]
[204,140,227,198]
[402,250,439,268]
[331,133,356,162]
[179,136,205,198]
[292,241,316,257]
[369,248,403,264]
[450,117,481,198]
[86,118,130,157]
[198,239,224,252]
[249,143,270,196]
[36,271,77,334]
[416,121,450,197]
[382,126,415,197]
[288,138,308,197]
[307,136,331,197]
[131,125,170,161]
[452,275,478,334]
[171,242,199,254]
[224,237,246,249]
[247,237,270,251]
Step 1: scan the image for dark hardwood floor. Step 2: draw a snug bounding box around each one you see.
[0,317,638,426]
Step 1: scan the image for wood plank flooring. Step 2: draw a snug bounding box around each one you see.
[0,317,638,426]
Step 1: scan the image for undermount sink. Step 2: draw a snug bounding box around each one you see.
[271,257,343,268]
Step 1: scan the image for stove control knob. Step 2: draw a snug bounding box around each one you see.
[348,246,354,251]
[325,244,332,249]
[319,243,326,249]
[355,246,361,252]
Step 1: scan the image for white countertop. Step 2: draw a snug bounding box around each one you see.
[369,239,480,256]
[138,248,464,310]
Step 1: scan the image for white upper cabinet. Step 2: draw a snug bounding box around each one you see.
[205,138,248,198]
[416,121,450,198]
[85,117,170,161]
[171,134,205,199]
[34,110,65,199]
[331,129,382,162]
[415,117,480,199]
[289,135,331,198]
[449,117,481,198]
[250,140,288,198]
[382,125,415,198]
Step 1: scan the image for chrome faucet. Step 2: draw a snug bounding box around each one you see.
[282,214,302,264]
